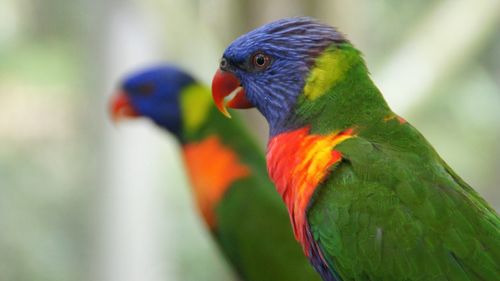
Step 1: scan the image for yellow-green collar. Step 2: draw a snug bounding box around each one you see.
[180,84,213,134]
[303,46,361,100]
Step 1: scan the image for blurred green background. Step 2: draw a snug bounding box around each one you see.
[0,0,499,280]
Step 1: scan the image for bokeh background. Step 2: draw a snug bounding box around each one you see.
[0,0,499,280]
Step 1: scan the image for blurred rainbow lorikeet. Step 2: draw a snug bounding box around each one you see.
[211,17,500,281]
[109,65,321,281]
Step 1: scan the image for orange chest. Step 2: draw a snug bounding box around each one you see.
[182,136,250,229]
[266,127,355,252]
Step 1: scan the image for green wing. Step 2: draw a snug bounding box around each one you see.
[308,119,500,281]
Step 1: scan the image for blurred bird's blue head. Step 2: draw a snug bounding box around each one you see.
[212,17,348,134]
[110,65,196,137]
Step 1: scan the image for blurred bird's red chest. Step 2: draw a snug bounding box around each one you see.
[183,136,250,229]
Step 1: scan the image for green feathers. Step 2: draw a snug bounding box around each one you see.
[308,118,500,280]
[300,47,500,280]
[295,44,391,135]
[303,45,363,101]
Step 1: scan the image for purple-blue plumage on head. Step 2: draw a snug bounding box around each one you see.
[216,17,346,135]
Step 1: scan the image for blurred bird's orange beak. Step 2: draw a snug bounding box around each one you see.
[211,70,253,118]
[109,91,139,122]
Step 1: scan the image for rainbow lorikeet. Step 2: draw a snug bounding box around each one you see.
[211,17,500,281]
[109,65,321,281]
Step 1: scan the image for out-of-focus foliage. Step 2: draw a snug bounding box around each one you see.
[0,1,498,281]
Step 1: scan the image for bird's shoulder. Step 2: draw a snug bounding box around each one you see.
[307,118,500,280]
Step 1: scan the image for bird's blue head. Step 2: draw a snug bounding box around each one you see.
[110,65,196,137]
[212,17,347,135]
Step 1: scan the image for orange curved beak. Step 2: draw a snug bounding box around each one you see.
[211,69,253,118]
[109,90,139,122]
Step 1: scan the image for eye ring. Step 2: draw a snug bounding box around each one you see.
[220,57,228,69]
[251,52,271,70]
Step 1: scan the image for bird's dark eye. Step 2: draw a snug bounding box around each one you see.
[220,57,228,69]
[137,83,154,96]
[251,52,271,70]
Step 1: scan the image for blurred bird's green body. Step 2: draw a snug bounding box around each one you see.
[211,18,500,281]
[179,87,320,281]
[111,66,321,281]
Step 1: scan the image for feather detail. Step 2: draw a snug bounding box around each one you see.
[266,126,355,255]
[383,113,407,124]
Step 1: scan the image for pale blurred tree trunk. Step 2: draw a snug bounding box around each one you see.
[83,0,173,281]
